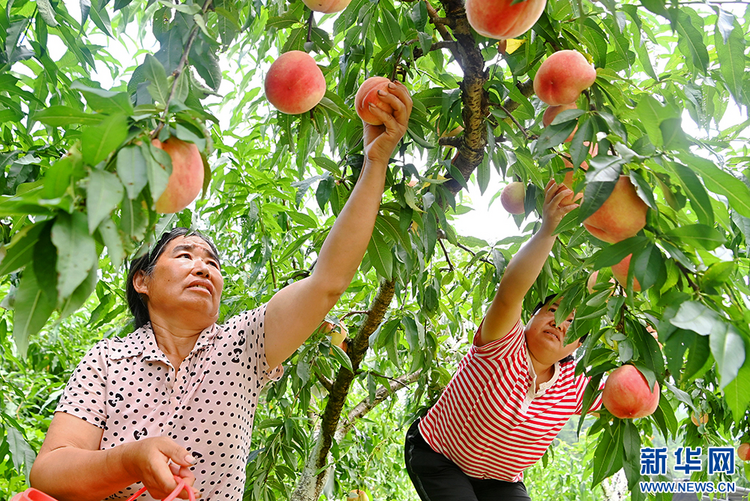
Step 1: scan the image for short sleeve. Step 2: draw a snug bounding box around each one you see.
[471,319,526,361]
[56,339,109,428]
[233,305,283,386]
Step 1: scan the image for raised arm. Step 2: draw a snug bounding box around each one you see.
[264,81,412,368]
[478,179,576,344]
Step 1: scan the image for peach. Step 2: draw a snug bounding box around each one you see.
[501,182,525,214]
[330,324,347,346]
[602,365,660,419]
[151,137,204,214]
[302,0,350,13]
[265,51,326,115]
[534,50,597,106]
[347,490,369,501]
[738,443,750,461]
[583,175,648,244]
[611,254,641,292]
[465,0,547,40]
[690,412,708,426]
[543,103,578,142]
[355,76,394,125]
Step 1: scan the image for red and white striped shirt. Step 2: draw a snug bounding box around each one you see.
[419,320,600,482]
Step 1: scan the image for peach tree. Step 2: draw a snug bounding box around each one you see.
[0,0,749,499]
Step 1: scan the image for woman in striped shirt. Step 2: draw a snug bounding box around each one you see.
[405,179,599,501]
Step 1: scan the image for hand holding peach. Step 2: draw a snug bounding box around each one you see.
[358,79,412,169]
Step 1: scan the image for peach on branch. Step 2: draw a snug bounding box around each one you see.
[355,76,394,125]
[534,50,597,106]
[611,254,641,292]
[500,182,525,214]
[583,175,648,244]
[465,0,547,40]
[151,137,204,214]
[302,0,350,13]
[330,324,348,347]
[738,443,750,461]
[602,364,660,419]
[265,51,326,115]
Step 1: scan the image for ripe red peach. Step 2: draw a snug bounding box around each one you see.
[738,443,750,461]
[534,50,597,106]
[583,175,648,244]
[465,0,547,40]
[151,137,204,214]
[602,365,660,419]
[265,51,326,115]
[355,77,394,125]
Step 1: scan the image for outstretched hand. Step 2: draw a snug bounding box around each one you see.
[362,80,413,167]
[541,178,578,235]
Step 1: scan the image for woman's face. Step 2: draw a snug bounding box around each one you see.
[133,235,224,329]
[524,302,580,366]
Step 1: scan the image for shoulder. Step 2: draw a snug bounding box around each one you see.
[219,305,268,338]
[472,319,525,358]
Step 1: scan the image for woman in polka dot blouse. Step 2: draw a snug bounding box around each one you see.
[29,83,412,501]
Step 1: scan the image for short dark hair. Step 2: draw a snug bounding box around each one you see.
[126,228,220,328]
[531,293,587,364]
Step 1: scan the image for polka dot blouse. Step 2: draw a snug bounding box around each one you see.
[56,305,283,500]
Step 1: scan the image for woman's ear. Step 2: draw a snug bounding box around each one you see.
[132,270,148,295]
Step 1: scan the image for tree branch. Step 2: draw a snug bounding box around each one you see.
[336,371,422,439]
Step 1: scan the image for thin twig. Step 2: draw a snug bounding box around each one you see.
[438,239,454,271]
[306,10,314,43]
[493,102,529,140]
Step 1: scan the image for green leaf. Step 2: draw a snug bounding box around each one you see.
[674,10,709,74]
[6,426,36,480]
[330,344,354,373]
[13,265,56,357]
[579,156,624,221]
[117,145,149,200]
[680,154,750,219]
[70,82,134,115]
[592,421,623,487]
[635,95,667,146]
[37,0,59,26]
[51,212,98,299]
[367,229,393,280]
[659,118,691,151]
[87,169,124,233]
[669,301,720,336]
[709,323,745,390]
[666,162,713,226]
[723,360,750,423]
[143,54,171,105]
[34,106,103,126]
[591,235,649,270]
[632,243,664,291]
[58,264,98,320]
[664,224,725,250]
[142,142,172,205]
[714,15,745,103]
[81,114,130,166]
[0,222,49,276]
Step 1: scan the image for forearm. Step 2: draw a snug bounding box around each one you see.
[480,226,557,341]
[495,225,556,306]
[30,444,135,501]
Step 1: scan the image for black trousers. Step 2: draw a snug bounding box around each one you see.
[404,420,531,501]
